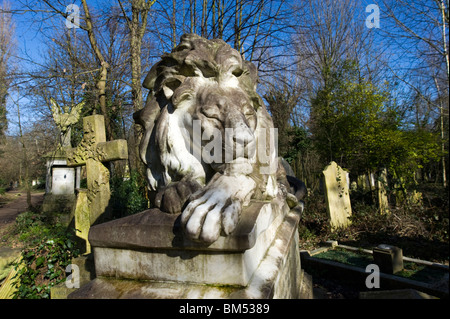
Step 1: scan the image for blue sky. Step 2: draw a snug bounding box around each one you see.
[3,0,447,136]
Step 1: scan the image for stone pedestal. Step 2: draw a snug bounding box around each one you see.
[42,194,76,215]
[42,148,79,219]
[68,197,311,299]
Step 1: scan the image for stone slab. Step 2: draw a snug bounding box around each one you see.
[41,194,76,217]
[68,211,310,299]
[373,244,404,274]
[51,167,75,195]
[90,198,290,286]
[0,248,21,282]
[89,199,288,252]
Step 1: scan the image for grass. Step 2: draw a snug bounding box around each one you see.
[314,247,373,268]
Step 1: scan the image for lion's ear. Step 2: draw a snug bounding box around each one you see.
[143,62,160,90]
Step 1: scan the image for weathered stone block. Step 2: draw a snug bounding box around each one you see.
[89,198,289,286]
[68,198,309,299]
[51,167,75,195]
[373,244,404,274]
[42,194,77,215]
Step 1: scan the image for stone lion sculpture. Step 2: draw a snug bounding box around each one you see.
[134,34,304,244]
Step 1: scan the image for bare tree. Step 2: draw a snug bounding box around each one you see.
[117,0,156,171]
[0,1,15,141]
[379,0,449,186]
[38,0,116,138]
[118,0,155,113]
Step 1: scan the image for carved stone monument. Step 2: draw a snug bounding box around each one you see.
[42,100,84,215]
[68,34,311,299]
[66,114,128,254]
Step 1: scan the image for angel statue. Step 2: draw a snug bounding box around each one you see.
[50,98,85,148]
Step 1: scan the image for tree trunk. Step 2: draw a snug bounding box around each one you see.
[16,99,32,209]
[119,0,155,172]
[201,0,208,37]
[81,0,112,139]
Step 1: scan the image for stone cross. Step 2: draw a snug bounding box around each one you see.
[322,161,352,229]
[66,114,128,253]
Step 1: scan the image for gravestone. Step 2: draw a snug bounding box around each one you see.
[44,149,81,195]
[376,168,390,214]
[50,98,84,148]
[51,167,75,195]
[66,114,128,254]
[356,172,376,192]
[322,161,352,229]
[373,244,403,274]
[51,114,128,299]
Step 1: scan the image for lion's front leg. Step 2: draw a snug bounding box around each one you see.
[180,173,256,243]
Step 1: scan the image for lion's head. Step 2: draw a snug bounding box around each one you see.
[134,34,282,243]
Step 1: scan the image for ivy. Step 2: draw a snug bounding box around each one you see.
[11,212,80,299]
[110,170,148,218]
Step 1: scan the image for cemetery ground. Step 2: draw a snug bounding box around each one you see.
[0,189,45,242]
[0,183,448,299]
[298,183,449,298]
[0,187,76,299]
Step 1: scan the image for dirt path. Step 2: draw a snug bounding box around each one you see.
[0,190,45,229]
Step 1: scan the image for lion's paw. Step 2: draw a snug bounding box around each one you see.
[155,179,202,214]
[180,190,241,244]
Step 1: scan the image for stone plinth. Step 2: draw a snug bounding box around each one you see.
[68,197,311,299]
[373,244,404,274]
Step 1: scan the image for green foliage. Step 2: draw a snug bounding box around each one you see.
[311,60,391,170]
[309,59,442,187]
[283,126,312,164]
[0,186,5,195]
[11,212,79,299]
[111,171,148,218]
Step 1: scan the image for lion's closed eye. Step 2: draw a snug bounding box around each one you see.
[202,105,222,120]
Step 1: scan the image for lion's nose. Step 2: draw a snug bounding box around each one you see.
[233,124,254,144]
